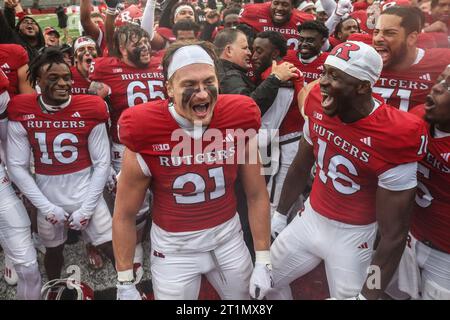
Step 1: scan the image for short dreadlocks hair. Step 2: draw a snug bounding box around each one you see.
[27,47,70,87]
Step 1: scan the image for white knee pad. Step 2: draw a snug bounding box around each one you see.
[15,261,42,300]
[422,278,450,300]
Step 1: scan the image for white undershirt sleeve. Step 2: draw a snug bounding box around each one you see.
[320,0,337,17]
[6,121,54,214]
[378,162,418,191]
[136,153,151,177]
[141,0,156,41]
[325,12,342,35]
[0,91,10,143]
[0,91,9,115]
[82,123,111,215]
[302,117,313,145]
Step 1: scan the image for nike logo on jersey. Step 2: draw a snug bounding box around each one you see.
[440,152,450,162]
[71,112,81,118]
[418,73,431,81]
[360,137,372,147]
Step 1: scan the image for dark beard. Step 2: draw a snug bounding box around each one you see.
[255,58,272,79]
[389,42,408,68]
[128,47,149,69]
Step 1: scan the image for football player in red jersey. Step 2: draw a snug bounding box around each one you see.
[6,48,115,281]
[0,69,41,299]
[89,24,165,279]
[70,37,98,95]
[80,0,108,55]
[251,31,305,217]
[112,41,272,300]
[373,6,450,111]
[238,0,314,50]
[269,41,428,300]
[284,20,330,84]
[0,43,34,96]
[395,65,450,300]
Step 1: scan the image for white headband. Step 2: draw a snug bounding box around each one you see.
[74,38,97,52]
[174,5,194,18]
[167,45,214,79]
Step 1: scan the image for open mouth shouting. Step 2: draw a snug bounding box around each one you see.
[424,94,436,112]
[320,89,335,113]
[374,46,390,65]
[192,102,210,119]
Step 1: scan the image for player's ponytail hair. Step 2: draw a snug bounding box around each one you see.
[27,47,69,87]
[162,41,219,82]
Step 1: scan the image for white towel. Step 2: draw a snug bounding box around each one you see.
[398,233,422,299]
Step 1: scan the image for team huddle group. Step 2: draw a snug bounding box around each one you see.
[0,0,449,300]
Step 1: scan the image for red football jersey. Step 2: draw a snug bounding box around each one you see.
[0,44,29,97]
[374,48,450,112]
[89,56,165,143]
[70,66,91,95]
[0,69,9,93]
[8,94,109,175]
[351,10,376,34]
[156,27,176,43]
[260,59,305,136]
[285,50,329,84]
[410,105,450,253]
[238,2,314,50]
[304,84,428,225]
[118,95,261,232]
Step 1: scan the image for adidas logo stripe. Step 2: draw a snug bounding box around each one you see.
[419,73,431,81]
[441,152,450,162]
[358,242,369,249]
[360,137,372,147]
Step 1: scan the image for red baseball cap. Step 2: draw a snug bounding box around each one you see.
[44,27,60,37]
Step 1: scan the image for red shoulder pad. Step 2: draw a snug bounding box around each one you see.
[7,94,38,121]
[214,94,261,132]
[378,106,429,164]
[71,95,109,123]
[88,57,117,81]
[0,69,9,93]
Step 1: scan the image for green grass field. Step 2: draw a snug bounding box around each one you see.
[32,13,82,44]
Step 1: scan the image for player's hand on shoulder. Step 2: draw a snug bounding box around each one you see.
[45,205,69,227]
[271,61,299,82]
[88,81,111,99]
